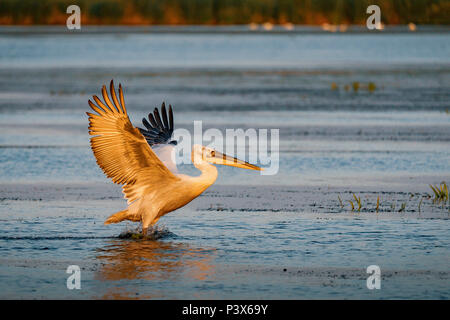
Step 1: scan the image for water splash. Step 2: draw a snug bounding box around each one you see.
[118,224,175,240]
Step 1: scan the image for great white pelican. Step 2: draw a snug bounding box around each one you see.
[87,80,261,235]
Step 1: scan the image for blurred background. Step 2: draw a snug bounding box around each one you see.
[0,0,449,25]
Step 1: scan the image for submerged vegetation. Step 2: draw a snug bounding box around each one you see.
[0,0,449,25]
[338,182,449,214]
[331,81,377,93]
[368,82,377,92]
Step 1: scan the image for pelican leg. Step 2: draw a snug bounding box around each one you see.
[141,214,153,237]
[143,218,160,236]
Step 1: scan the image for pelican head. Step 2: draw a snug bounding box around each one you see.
[192,144,262,171]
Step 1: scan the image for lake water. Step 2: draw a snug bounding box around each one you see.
[0,27,449,299]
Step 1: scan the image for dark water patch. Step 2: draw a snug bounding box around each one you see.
[118,225,177,241]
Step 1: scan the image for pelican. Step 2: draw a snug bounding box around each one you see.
[87,80,262,235]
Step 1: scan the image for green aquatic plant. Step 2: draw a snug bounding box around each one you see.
[353,193,362,212]
[376,196,380,213]
[391,202,396,212]
[429,182,448,203]
[352,82,360,92]
[398,202,406,212]
[331,82,338,90]
[368,82,376,92]
[338,195,344,208]
[418,197,423,213]
[348,200,355,211]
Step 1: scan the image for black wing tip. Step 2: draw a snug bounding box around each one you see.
[140,101,175,146]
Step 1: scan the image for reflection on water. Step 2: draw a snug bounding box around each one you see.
[95,239,216,282]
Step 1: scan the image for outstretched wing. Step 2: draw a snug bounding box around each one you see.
[138,103,176,146]
[86,80,180,204]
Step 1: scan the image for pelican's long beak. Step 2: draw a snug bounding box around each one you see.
[208,150,262,171]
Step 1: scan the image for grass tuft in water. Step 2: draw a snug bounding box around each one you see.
[348,200,355,211]
[376,196,380,213]
[338,195,344,208]
[418,197,424,213]
[336,186,448,214]
[429,182,448,203]
[352,193,362,212]
[391,202,396,212]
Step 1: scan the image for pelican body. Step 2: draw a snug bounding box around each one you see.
[87,80,261,235]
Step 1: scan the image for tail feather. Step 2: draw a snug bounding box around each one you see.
[104,209,129,225]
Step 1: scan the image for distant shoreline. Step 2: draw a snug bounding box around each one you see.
[1,25,449,35]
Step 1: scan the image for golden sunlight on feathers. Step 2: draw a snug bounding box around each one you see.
[87,81,179,204]
[87,80,261,235]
